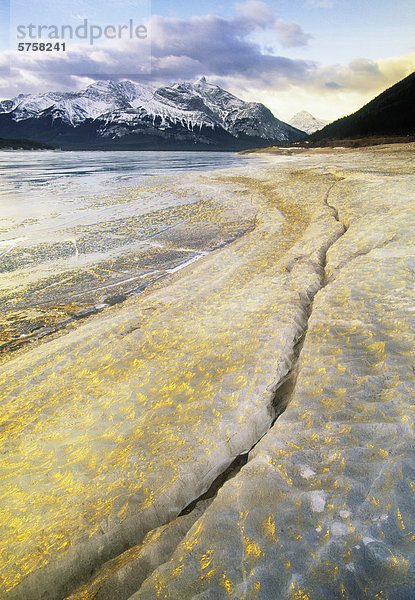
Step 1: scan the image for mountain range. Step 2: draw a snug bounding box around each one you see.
[0,78,304,150]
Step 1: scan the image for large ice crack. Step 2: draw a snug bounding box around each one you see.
[121,178,349,599]
[48,178,350,600]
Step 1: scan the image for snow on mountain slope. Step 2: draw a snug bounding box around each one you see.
[0,78,303,145]
[289,110,329,135]
[0,81,155,125]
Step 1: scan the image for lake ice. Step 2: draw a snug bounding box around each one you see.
[0,145,414,599]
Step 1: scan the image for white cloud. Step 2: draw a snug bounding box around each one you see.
[2,0,313,90]
[274,20,313,47]
[236,52,415,121]
[0,1,414,125]
[235,0,274,27]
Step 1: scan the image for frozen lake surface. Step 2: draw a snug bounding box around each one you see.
[0,151,262,351]
[1,144,414,600]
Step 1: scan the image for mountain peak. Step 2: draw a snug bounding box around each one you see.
[0,78,304,149]
[293,110,314,118]
[289,111,329,135]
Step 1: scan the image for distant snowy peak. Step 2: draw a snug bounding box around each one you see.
[289,111,329,135]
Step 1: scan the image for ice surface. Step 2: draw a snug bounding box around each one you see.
[0,152,260,350]
[1,144,414,599]
[130,145,415,600]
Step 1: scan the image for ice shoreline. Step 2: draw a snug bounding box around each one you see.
[0,166,260,359]
[1,143,414,599]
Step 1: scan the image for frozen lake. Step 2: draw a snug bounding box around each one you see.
[0,151,261,350]
[0,144,414,599]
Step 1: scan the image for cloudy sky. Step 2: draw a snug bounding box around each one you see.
[0,0,414,121]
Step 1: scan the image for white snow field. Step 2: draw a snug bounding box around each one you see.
[1,143,414,600]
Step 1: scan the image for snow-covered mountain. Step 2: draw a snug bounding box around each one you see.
[288,110,329,135]
[0,78,304,150]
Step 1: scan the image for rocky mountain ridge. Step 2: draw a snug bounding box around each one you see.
[0,78,304,150]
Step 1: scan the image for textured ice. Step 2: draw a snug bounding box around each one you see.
[0,152,261,350]
[130,145,415,600]
[1,144,414,599]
